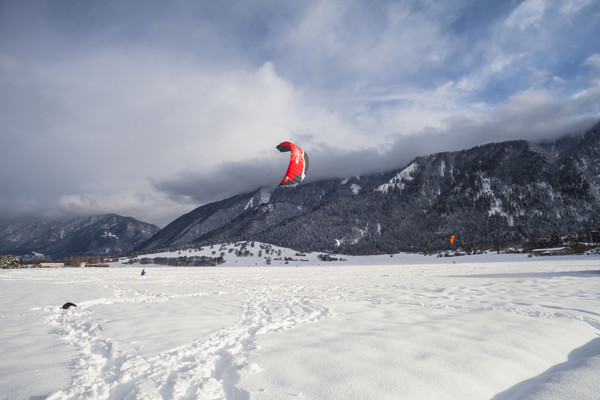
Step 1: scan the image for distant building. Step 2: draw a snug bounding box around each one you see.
[570,243,597,254]
[531,247,575,256]
[39,262,65,268]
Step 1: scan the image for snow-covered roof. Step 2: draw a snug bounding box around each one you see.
[531,247,571,252]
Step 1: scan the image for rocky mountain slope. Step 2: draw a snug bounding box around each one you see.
[0,214,160,259]
[138,123,600,255]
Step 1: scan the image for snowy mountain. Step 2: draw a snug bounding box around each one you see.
[539,121,600,179]
[139,123,600,255]
[136,172,396,252]
[0,214,160,259]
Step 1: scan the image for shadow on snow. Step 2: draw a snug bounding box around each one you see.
[492,338,600,400]
[449,270,600,279]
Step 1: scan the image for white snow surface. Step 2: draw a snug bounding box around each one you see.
[101,231,119,240]
[245,190,271,211]
[376,162,419,193]
[349,183,361,195]
[1,251,599,400]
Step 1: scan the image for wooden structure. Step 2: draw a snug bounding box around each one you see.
[531,247,575,256]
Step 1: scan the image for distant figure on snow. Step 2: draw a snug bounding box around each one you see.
[141,269,146,277]
[62,302,77,309]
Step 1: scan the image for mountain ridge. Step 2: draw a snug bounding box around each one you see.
[0,214,160,259]
[3,123,599,258]
[138,122,600,254]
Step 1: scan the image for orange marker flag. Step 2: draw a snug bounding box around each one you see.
[450,235,455,244]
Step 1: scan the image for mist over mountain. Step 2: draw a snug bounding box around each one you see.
[0,214,159,259]
[2,123,598,259]
[136,123,600,255]
[538,122,600,179]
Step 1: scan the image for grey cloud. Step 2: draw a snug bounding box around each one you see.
[152,86,600,209]
[1,0,600,227]
[151,158,282,204]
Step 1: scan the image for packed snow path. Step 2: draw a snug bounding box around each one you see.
[0,255,599,399]
[38,278,331,399]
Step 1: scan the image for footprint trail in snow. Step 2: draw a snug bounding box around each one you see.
[45,280,332,400]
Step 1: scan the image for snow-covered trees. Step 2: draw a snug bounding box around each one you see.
[0,254,21,269]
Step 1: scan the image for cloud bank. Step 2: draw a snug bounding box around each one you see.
[1,0,599,226]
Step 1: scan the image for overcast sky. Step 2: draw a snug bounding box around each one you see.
[1,0,599,227]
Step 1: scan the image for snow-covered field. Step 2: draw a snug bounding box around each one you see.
[1,251,599,400]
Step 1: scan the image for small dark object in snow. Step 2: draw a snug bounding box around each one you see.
[62,302,77,309]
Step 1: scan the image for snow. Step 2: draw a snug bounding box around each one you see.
[259,191,271,206]
[1,252,599,400]
[102,231,119,240]
[245,190,271,211]
[340,179,361,194]
[376,162,419,193]
[475,175,519,226]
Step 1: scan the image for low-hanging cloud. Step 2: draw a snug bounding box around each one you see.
[153,82,600,209]
[1,0,599,227]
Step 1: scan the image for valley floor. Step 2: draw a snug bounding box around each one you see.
[1,255,599,399]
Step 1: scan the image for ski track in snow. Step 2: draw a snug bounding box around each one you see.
[6,259,598,400]
[317,282,600,330]
[43,280,332,400]
[366,298,600,330]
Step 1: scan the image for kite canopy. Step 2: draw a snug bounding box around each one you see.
[450,235,455,244]
[276,141,309,189]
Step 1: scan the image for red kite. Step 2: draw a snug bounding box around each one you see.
[276,141,309,189]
